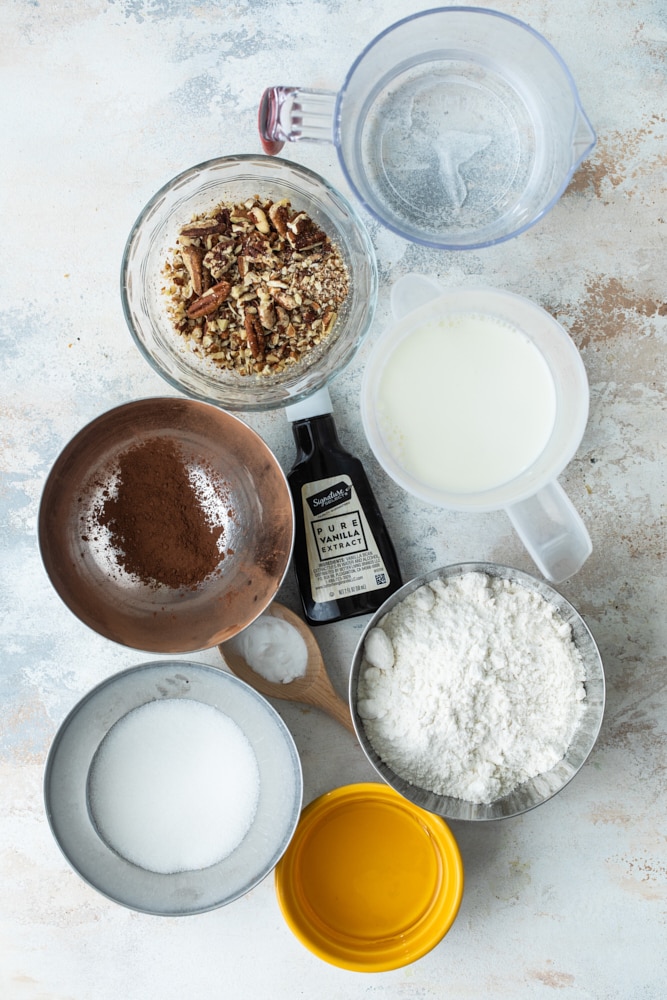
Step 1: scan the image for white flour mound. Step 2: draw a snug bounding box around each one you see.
[357,572,586,804]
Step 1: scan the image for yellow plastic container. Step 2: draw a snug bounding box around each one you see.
[275,783,464,972]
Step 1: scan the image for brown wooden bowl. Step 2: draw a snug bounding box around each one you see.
[39,397,294,652]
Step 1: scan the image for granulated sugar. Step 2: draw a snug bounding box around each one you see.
[357,572,586,804]
[88,699,260,873]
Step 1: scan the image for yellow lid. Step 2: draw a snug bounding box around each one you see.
[274,782,464,972]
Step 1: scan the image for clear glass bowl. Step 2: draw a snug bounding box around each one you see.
[121,155,378,411]
[349,562,605,821]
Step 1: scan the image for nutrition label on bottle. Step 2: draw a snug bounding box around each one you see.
[299,474,391,603]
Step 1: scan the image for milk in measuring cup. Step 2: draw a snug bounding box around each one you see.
[376,315,557,495]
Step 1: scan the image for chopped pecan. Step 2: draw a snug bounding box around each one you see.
[258,296,276,330]
[203,239,235,280]
[292,230,325,251]
[269,287,298,310]
[268,200,290,237]
[186,280,231,318]
[286,212,327,251]
[242,231,273,259]
[249,206,270,234]
[162,196,349,378]
[322,309,337,334]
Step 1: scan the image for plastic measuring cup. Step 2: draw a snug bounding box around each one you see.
[258,7,596,250]
[361,274,592,584]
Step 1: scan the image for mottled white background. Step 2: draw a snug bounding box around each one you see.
[1,0,665,997]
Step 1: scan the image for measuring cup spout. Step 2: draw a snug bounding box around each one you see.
[571,109,596,170]
[390,272,445,320]
[505,481,592,584]
[259,86,337,154]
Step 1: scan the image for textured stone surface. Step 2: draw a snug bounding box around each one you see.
[1,1,665,997]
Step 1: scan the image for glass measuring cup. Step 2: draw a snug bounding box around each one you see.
[360,274,592,584]
[258,7,596,250]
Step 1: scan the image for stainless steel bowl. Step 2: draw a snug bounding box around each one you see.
[349,562,605,821]
[44,661,303,915]
[121,154,378,411]
[38,397,294,652]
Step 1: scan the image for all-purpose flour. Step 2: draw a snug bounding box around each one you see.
[357,572,586,804]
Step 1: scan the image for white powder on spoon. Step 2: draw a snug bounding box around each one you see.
[88,699,260,874]
[227,614,308,684]
[357,572,586,804]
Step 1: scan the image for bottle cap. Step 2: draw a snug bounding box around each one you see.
[285,385,334,422]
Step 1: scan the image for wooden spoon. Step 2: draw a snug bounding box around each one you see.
[218,602,355,733]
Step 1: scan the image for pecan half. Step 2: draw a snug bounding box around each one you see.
[180,217,229,239]
[186,280,231,318]
[244,312,265,359]
[181,245,205,296]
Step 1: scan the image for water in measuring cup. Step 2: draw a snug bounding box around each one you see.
[358,58,537,240]
[375,313,557,495]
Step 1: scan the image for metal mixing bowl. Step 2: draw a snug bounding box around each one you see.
[121,154,378,411]
[38,397,294,652]
[44,661,303,915]
[349,562,605,821]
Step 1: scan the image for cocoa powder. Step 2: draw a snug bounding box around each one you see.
[95,437,225,589]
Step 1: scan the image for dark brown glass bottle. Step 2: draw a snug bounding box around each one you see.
[286,388,402,625]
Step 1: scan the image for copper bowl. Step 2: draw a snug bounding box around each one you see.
[38,398,294,652]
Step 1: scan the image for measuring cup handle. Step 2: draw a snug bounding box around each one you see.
[505,481,592,584]
[258,86,337,154]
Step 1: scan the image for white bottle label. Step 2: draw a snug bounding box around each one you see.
[299,474,390,604]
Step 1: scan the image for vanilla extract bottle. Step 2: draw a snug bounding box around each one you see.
[286,387,402,625]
